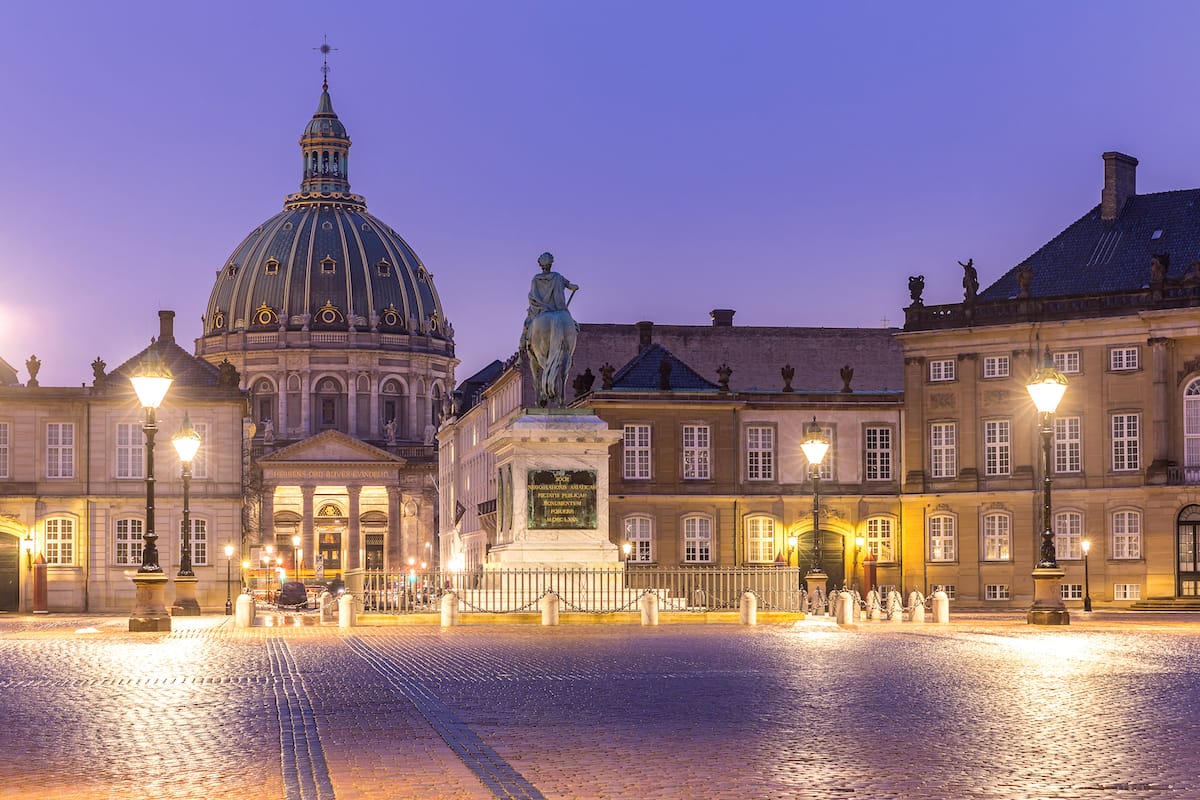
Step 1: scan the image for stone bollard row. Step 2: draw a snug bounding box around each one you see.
[235,593,255,628]
[440,591,459,626]
[640,591,659,626]
[541,592,560,626]
[739,591,757,625]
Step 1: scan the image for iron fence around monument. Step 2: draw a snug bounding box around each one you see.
[359,565,804,614]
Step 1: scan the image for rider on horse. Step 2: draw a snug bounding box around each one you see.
[520,252,578,356]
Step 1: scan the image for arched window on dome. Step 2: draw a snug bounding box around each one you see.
[381,379,407,441]
[315,377,344,433]
[431,385,443,427]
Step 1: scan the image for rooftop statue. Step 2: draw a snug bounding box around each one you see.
[521,252,579,407]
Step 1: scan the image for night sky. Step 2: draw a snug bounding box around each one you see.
[6,1,1200,385]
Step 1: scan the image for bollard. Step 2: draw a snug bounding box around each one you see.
[887,590,904,622]
[235,593,255,628]
[640,591,660,626]
[739,591,757,625]
[440,591,459,627]
[910,603,926,623]
[541,592,560,626]
[338,593,356,628]
[836,591,855,626]
[932,590,950,624]
[319,591,335,623]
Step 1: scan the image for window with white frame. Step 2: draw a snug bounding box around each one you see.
[929,359,955,382]
[683,516,712,563]
[681,424,711,480]
[1054,416,1081,474]
[46,422,74,479]
[865,426,892,481]
[623,424,651,480]
[929,584,956,599]
[746,425,775,481]
[930,422,957,479]
[44,517,74,565]
[1054,511,1083,560]
[983,355,1010,378]
[745,516,776,563]
[115,518,144,566]
[1113,583,1141,600]
[0,421,8,479]
[1112,413,1140,471]
[984,584,1010,600]
[116,423,145,479]
[866,516,895,562]
[1112,510,1142,559]
[1061,584,1083,600]
[1186,379,1200,468]
[1052,351,1081,374]
[1109,347,1139,371]
[984,420,1011,476]
[180,518,209,566]
[624,516,653,563]
[983,513,1011,561]
[928,515,956,561]
[192,422,209,479]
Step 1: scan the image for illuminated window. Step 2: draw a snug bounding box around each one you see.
[1112,414,1140,471]
[682,424,711,480]
[866,516,895,562]
[928,515,956,562]
[1112,510,1142,559]
[45,517,75,565]
[683,516,712,563]
[115,518,144,566]
[624,516,653,562]
[745,516,775,563]
[1054,511,1083,560]
[983,513,1011,561]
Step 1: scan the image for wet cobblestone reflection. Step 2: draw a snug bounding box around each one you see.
[0,613,1196,799]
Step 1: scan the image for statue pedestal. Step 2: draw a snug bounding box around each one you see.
[171,575,202,616]
[1028,567,1070,626]
[484,409,623,567]
[129,572,172,632]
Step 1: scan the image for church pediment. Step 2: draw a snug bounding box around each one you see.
[259,429,405,465]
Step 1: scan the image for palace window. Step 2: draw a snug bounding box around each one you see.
[1185,379,1200,468]
[1052,351,1081,374]
[930,422,957,479]
[928,515,956,562]
[984,420,1010,476]
[1061,584,1083,600]
[624,516,653,563]
[1109,347,1139,371]
[116,423,144,479]
[623,424,651,480]
[983,355,1009,378]
[929,359,955,382]
[1113,583,1141,600]
[46,422,74,479]
[1054,511,1083,560]
[115,518,144,566]
[866,516,895,562]
[745,516,775,564]
[45,517,75,565]
[1112,510,1142,559]
[179,518,209,566]
[1112,413,1140,471]
[982,513,1011,561]
[683,516,712,563]
[865,426,892,481]
[746,425,775,481]
[984,584,1010,601]
[682,424,711,480]
[1054,416,1081,474]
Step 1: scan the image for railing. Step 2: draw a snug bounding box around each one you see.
[359,566,805,614]
[311,332,348,344]
[246,332,278,345]
[1168,465,1200,485]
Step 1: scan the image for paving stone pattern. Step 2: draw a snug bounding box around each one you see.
[0,613,1197,799]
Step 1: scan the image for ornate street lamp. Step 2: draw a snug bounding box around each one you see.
[128,349,174,631]
[800,417,830,599]
[1081,539,1093,612]
[1026,347,1069,625]
[224,544,236,615]
[170,414,202,616]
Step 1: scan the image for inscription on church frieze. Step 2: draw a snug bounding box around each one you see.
[528,469,597,530]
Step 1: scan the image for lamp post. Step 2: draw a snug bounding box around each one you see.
[224,544,235,615]
[621,541,632,562]
[853,535,865,592]
[129,349,174,632]
[1081,539,1093,612]
[1026,347,1070,626]
[787,535,798,569]
[23,529,33,572]
[170,414,202,616]
[800,417,830,598]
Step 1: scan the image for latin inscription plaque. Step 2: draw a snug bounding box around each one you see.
[528,469,597,529]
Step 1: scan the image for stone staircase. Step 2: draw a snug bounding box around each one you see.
[1129,597,1200,611]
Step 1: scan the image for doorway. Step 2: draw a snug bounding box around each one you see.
[1177,505,1200,597]
[0,535,19,611]
[795,530,845,590]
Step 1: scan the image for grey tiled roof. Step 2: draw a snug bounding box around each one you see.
[609,344,720,391]
[980,189,1200,300]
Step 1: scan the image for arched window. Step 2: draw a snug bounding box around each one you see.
[683,515,712,563]
[928,515,956,562]
[317,378,341,428]
[255,378,276,426]
[623,515,653,563]
[1054,510,1083,560]
[1186,379,1200,469]
[114,517,144,566]
[866,516,895,562]
[745,516,776,563]
[381,379,406,439]
[1112,510,1142,560]
[982,512,1011,561]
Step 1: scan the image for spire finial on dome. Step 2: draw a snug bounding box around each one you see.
[314,35,337,91]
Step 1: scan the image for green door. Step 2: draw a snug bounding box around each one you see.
[0,535,19,612]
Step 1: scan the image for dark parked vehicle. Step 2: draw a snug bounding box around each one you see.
[277,581,311,609]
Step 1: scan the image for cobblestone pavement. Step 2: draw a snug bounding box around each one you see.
[0,612,1198,799]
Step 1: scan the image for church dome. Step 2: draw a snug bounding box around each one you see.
[201,78,451,342]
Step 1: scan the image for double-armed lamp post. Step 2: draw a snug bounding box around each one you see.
[1026,347,1070,626]
[799,417,830,597]
[128,350,174,632]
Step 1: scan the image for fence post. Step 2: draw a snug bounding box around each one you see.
[541,591,560,626]
[739,591,757,625]
[440,591,459,627]
[338,593,356,628]
[932,590,950,623]
[640,591,659,626]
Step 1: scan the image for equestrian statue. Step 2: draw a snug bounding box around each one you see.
[520,252,579,407]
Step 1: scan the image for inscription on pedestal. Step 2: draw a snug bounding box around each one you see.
[528,469,597,529]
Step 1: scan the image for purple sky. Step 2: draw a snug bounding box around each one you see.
[7,2,1200,386]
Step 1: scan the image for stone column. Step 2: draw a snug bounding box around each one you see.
[300,371,311,436]
[347,485,362,571]
[369,376,380,439]
[301,486,315,552]
[387,485,402,571]
[348,373,359,436]
[277,371,289,437]
[260,485,276,546]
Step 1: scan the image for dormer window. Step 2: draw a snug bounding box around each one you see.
[376,259,391,277]
[321,221,333,231]
[418,266,428,282]
[264,257,279,275]
[321,256,336,275]
[227,263,239,277]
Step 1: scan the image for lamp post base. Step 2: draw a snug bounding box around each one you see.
[1027,567,1070,626]
[171,575,202,616]
[130,572,172,632]
[805,570,828,598]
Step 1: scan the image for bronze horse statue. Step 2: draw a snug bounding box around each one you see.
[527,308,577,407]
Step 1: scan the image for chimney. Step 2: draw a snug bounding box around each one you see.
[710,309,735,327]
[1101,152,1138,221]
[158,310,175,346]
[635,320,653,352]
